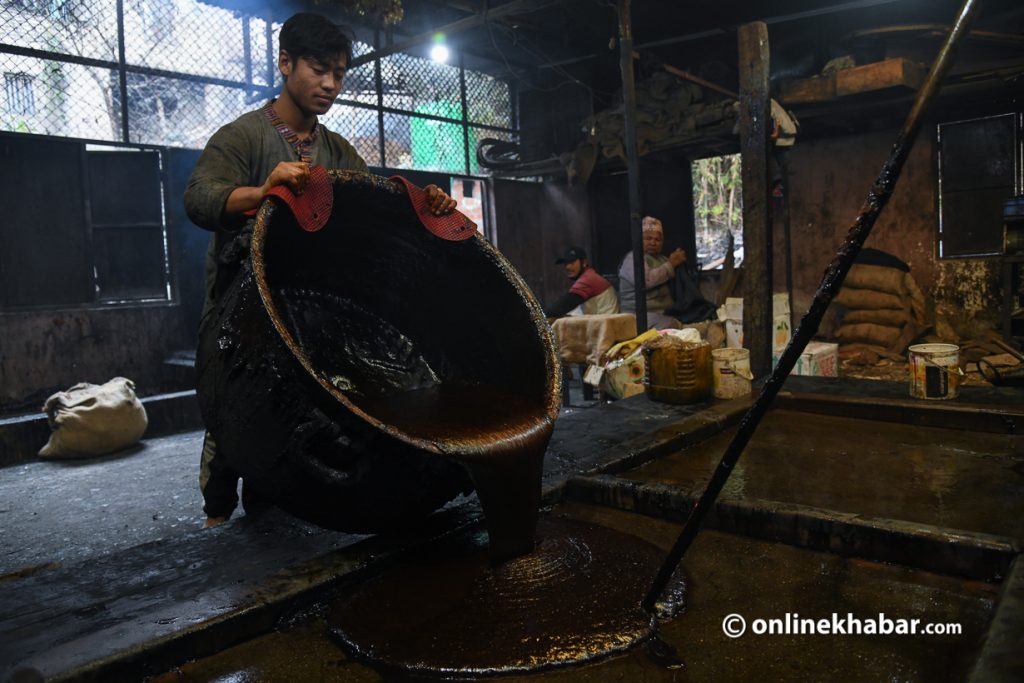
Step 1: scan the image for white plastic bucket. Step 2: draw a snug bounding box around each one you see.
[712,347,753,399]
[908,343,962,400]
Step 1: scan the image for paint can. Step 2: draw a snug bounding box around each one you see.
[644,340,712,404]
[908,343,962,400]
[712,348,753,399]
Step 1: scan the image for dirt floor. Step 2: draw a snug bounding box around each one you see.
[840,359,993,386]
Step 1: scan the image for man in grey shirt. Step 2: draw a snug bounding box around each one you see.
[618,215,687,330]
[185,12,456,527]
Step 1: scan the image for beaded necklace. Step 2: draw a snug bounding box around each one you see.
[263,101,319,164]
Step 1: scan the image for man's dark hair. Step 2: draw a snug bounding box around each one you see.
[279,12,353,67]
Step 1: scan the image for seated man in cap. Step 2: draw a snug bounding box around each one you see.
[544,246,619,318]
[618,215,687,330]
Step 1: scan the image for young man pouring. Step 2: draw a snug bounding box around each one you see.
[185,12,457,527]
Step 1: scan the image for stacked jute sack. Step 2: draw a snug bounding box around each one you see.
[832,263,930,361]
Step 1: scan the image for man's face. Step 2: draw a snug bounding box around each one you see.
[642,229,663,256]
[280,51,347,116]
[564,259,584,279]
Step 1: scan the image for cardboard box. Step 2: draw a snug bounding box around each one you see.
[599,350,646,399]
[722,294,792,352]
[772,341,839,377]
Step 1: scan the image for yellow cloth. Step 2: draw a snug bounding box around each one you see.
[603,328,661,363]
[552,314,638,366]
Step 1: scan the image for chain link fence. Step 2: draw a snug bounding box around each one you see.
[0,0,516,174]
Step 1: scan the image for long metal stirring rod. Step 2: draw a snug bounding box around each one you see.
[641,0,983,614]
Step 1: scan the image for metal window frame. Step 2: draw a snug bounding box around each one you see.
[3,70,34,115]
[936,112,1023,260]
[1,0,519,310]
[0,2,518,173]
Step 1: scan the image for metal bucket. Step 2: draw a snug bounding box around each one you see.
[644,340,712,404]
[908,343,962,400]
[197,171,561,533]
[712,347,753,399]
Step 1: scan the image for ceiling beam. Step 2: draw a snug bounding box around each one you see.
[540,0,909,70]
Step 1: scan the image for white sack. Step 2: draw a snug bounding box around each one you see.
[39,377,148,458]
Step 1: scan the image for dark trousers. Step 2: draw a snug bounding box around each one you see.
[199,431,271,519]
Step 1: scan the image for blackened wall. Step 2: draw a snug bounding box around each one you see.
[492,179,591,308]
[591,157,699,281]
[782,125,1000,327]
[0,142,453,414]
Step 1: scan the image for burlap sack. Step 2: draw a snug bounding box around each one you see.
[903,272,928,325]
[833,286,906,311]
[841,309,911,327]
[843,264,908,296]
[838,342,905,362]
[39,377,148,458]
[835,322,903,347]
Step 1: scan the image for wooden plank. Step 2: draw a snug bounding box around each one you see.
[835,57,926,96]
[775,390,1024,433]
[778,73,836,104]
[737,22,773,377]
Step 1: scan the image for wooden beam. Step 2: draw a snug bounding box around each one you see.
[618,0,647,332]
[835,57,926,96]
[737,21,772,377]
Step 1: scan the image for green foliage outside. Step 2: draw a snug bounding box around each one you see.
[692,153,743,268]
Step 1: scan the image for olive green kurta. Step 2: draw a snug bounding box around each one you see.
[184,105,369,320]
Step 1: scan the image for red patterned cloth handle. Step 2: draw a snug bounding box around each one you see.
[244,164,333,233]
[244,170,477,241]
[390,175,478,242]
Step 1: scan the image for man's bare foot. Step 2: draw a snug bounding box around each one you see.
[203,516,228,528]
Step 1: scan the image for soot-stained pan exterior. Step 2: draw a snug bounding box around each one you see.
[197,170,561,532]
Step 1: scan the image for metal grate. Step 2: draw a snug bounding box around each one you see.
[321,102,381,167]
[119,73,249,148]
[1,0,117,61]
[124,0,247,82]
[1,54,121,139]
[0,0,517,176]
[384,110,465,174]
[380,50,460,116]
[465,70,511,128]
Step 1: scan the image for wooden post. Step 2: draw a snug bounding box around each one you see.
[737,22,772,377]
[618,0,647,332]
[778,148,795,332]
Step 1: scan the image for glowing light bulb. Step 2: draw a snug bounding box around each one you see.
[430,43,449,63]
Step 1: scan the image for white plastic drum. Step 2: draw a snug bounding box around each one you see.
[712,347,753,399]
[908,343,961,400]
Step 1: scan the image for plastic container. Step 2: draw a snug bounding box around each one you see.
[712,348,753,399]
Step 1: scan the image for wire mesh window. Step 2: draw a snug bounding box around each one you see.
[380,51,460,115]
[0,0,517,176]
[383,110,466,174]
[1,0,118,61]
[321,102,381,167]
[124,0,247,82]
[1,54,121,139]
[465,70,510,128]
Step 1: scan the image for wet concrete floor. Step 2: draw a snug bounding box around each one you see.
[0,430,206,576]
[151,503,997,683]
[626,409,1024,540]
